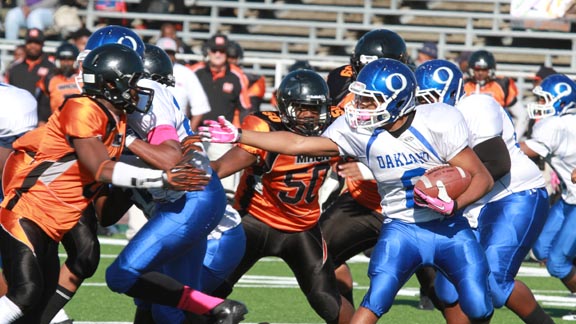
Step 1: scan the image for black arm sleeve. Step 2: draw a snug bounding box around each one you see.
[473,136,511,181]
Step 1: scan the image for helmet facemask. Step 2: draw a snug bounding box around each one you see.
[527,87,573,119]
[281,101,329,136]
[107,72,154,114]
[345,79,414,130]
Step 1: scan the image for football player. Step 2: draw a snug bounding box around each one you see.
[200,58,495,323]
[415,59,552,324]
[106,44,246,324]
[0,43,205,323]
[322,28,441,311]
[39,25,151,324]
[204,69,355,323]
[520,73,576,321]
[38,27,246,324]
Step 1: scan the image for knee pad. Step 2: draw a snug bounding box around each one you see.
[62,211,100,279]
[64,240,100,279]
[306,291,341,323]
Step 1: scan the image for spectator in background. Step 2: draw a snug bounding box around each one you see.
[4,0,57,40]
[38,42,80,114]
[156,37,211,131]
[189,33,251,197]
[533,65,557,88]
[68,26,92,52]
[6,28,55,126]
[160,22,193,59]
[456,51,472,79]
[416,41,437,66]
[464,49,529,139]
[5,45,26,73]
[130,0,186,29]
[226,40,266,116]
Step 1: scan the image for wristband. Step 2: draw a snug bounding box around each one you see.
[125,134,138,148]
[111,161,165,189]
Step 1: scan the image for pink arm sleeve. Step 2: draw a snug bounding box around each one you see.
[147,125,180,145]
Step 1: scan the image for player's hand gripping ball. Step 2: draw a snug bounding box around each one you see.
[413,165,472,216]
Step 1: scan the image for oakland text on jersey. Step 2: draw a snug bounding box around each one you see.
[295,155,331,164]
[376,151,431,169]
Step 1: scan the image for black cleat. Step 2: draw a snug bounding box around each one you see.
[207,300,248,324]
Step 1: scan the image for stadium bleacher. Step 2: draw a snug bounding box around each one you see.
[1,0,575,101]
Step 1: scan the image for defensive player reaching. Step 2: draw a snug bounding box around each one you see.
[206,69,354,324]
[200,58,495,324]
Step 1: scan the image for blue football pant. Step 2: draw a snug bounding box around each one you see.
[436,188,549,307]
[533,198,576,279]
[361,215,493,320]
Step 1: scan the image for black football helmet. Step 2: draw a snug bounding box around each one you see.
[350,29,408,77]
[276,70,331,136]
[55,42,80,60]
[468,50,496,84]
[143,44,175,87]
[82,43,154,114]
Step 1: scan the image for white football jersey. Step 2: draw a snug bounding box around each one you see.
[132,78,209,202]
[457,94,545,226]
[524,114,576,204]
[323,103,469,223]
[132,78,190,141]
[0,83,37,137]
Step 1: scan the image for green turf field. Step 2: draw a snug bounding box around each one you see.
[63,237,576,323]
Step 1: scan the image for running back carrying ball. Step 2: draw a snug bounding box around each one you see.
[415,165,472,201]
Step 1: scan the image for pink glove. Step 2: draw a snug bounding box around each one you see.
[198,116,241,143]
[413,187,456,216]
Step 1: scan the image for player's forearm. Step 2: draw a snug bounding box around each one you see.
[456,168,494,210]
[240,129,339,157]
[127,139,181,171]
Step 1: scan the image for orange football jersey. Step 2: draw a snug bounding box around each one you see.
[345,178,381,212]
[234,112,338,232]
[1,96,127,241]
[463,77,518,108]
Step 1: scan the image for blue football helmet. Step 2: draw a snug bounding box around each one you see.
[415,59,464,106]
[527,73,576,119]
[76,26,145,91]
[84,25,145,57]
[345,58,416,129]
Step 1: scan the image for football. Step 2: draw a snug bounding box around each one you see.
[414,165,472,200]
